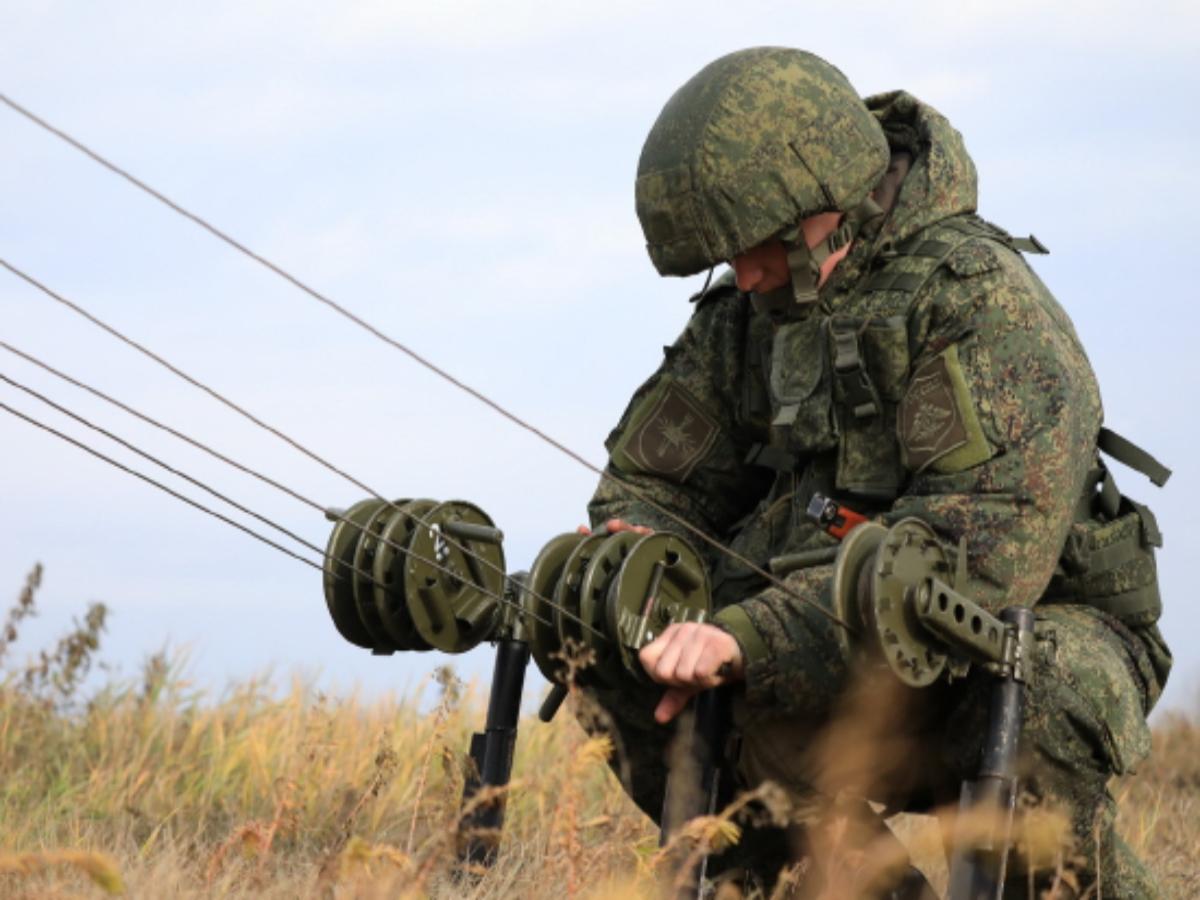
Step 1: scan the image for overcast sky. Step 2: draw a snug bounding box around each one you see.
[2,1,1197,714]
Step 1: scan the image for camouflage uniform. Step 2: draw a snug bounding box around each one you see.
[588,49,1171,897]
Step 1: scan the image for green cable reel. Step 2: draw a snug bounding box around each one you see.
[324,497,403,650]
[832,517,966,688]
[322,498,506,655]
[522,530,711,688]
[325,500,713,687]
[404,500,506,653]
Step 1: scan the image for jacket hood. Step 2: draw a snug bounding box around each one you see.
[865,91,979,246]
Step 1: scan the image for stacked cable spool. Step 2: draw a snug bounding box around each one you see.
[322,501,712,689]
[521,529,711,688]
[323,499,507,654]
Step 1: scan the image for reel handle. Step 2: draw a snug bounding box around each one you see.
[442,520,504,545]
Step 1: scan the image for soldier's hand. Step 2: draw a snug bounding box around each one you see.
[639,622,744,724]
[575,518,654,536]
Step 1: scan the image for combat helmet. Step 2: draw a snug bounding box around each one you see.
[636,47,889,309]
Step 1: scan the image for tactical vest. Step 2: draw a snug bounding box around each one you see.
[731,215,1168,628]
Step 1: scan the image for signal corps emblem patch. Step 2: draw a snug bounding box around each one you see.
[616,382,719,483]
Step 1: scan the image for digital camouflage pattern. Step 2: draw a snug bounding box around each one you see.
[590,56,1171,896]
[636,47,890,277]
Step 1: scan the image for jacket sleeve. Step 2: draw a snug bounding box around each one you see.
[723,242,1103,715]
[587,288,772,552]
[891,242,1102,609]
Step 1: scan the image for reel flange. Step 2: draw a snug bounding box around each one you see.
[553,532,608,649]
[404,500,506,653]
[832,517,955,688]
[522,532,586,683]
[607,533,711,682]
[352,499,412,653]
[322,497,506,655]
[373,499,438,651]
[578,530,640,687]
[324,498,399,650]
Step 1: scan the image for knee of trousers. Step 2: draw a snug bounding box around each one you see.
[937,604,1154,843]
[1020,605,1153,782]
[733,701,822,800]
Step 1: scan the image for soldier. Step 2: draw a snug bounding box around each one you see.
[586,47,1171,897]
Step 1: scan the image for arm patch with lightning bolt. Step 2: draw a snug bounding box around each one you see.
[611,380,720,484]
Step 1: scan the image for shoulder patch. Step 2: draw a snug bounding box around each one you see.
[899,344,993,474]
[612,380,720,483]
[943,240,1004,279]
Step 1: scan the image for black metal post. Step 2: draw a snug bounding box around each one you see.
[459,638,530,868]
[947,606,1035,900]
[660,685,735,897]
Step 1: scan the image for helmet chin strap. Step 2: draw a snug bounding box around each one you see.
[750,196,884,318]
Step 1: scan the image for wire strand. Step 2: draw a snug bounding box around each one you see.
[0,338,601,640]
[0,371,328,560]
[0,260,552,613]
[0,339,335,515]
[0,93,853,634]
[0,395,572,639]
[0,399,325,572]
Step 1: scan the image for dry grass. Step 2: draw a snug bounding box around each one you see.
[1,566,1195,898]
[0,666,661,899]
[1114,709,1200,897]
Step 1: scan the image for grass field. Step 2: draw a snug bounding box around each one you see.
[1,566,1196,898]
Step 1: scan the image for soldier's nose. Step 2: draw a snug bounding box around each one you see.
[732,257,761,292]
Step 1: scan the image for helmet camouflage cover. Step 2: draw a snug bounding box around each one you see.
[636,47,890,277]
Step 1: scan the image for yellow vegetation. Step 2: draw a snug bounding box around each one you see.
[0,565,1195,897]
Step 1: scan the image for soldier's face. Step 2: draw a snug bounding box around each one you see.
[731,212,851,294]
[731,240,790,293]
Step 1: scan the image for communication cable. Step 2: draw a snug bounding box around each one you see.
[0,334,600,640]
[0,348,601,639]
[0,395,575,639]
[0,94,854,633]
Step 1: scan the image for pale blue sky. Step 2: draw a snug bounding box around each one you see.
[2,1,1197,712]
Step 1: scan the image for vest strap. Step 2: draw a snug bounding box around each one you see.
[898,238,953,258]
[830,320,880,420]
[1009,234,1049,254]
[864,270,927,293]
[1098,427,1171,487]
[745,442,796,472]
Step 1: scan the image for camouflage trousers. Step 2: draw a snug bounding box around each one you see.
[582,605,1163,898]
